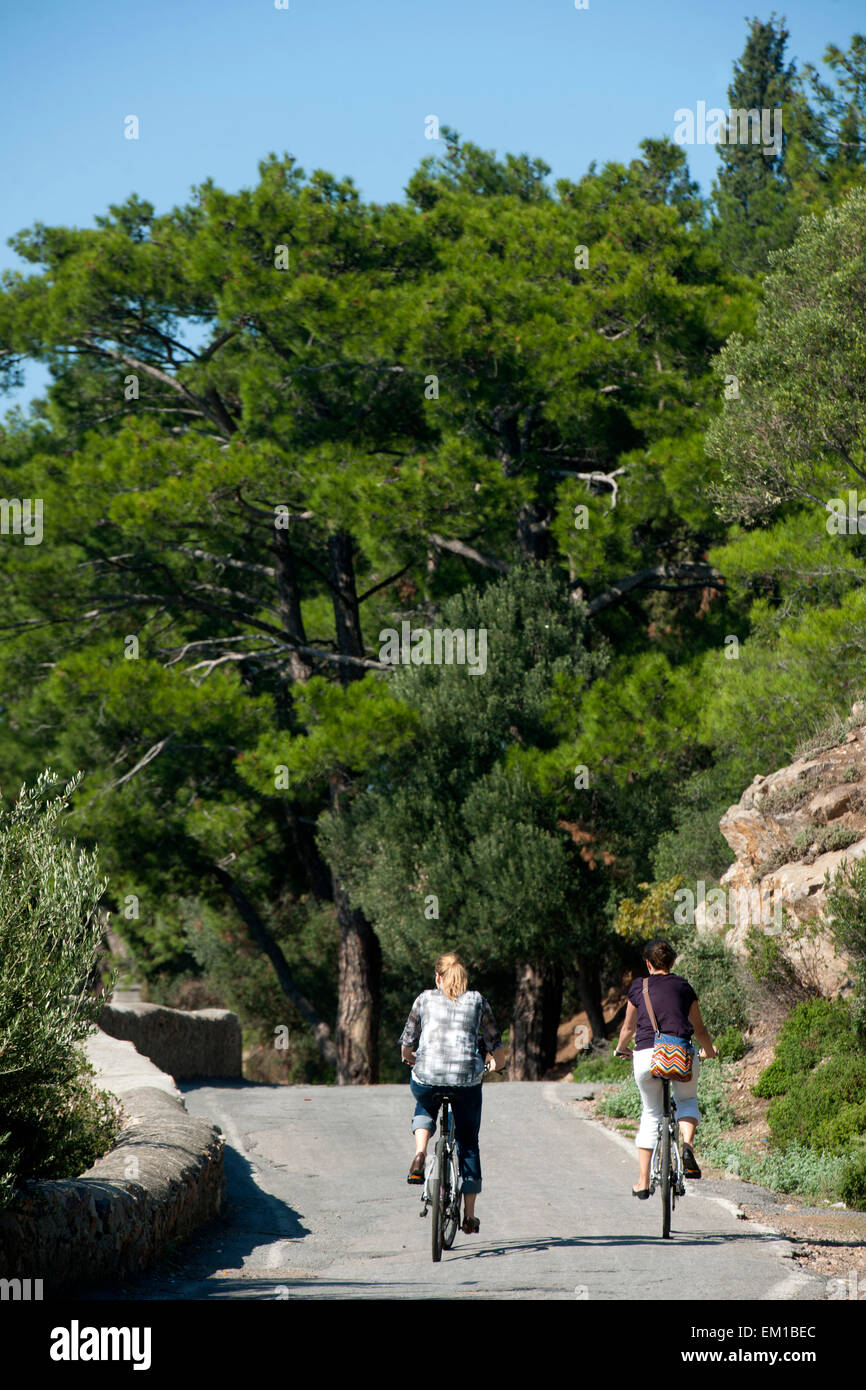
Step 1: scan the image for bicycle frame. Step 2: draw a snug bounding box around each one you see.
[649,1076,686,1239]
[418,1059,499,1260]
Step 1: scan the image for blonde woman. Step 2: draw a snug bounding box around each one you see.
[399,952,505,1235]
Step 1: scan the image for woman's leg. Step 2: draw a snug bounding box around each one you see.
[409,1079,441,1155]
[674,1055,701,1167]
[451,1083,483,1218]
[633,1048,663,1191]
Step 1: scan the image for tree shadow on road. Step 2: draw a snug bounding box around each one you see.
[444,1229,788,1261]
[70,1115,310,1300]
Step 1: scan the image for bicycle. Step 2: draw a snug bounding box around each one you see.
[417,1060,502,1262]
[616,1050,687,1240]
[650,1074,686,1239]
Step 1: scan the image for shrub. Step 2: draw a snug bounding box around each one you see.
[766,1054,866,1153]
[839,1144,866,1210]
[774,997,854,1073]
[0,771,120,1207]
[752,997,856,1100]
[675,935,748,1036]
[745,922,815,1009]
[572,1043,632,1083]
[752,1059,791,1098]
[823,854,866,1041]
[715,1026,746,1060]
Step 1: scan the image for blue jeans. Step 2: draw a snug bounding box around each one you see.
[410,1077,483,1193]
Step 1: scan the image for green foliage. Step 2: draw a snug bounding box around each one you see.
[0,771,120,1206]
[839,1144,866,1210]
[319,565,610,973]
[752,998,866,1154]
[612,876,684,944]
[823,854,866,1039]
[571,1043,632,1083]
[767,1055,866,1153]
[745,918,819,1009]
[715,1026,746,1060]
[676,934,748,1035]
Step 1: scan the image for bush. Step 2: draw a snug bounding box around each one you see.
[839,1144,866,1210]
[766,1054,866,1153]
[745,922,816,1009]
[823,854,866,1041]
[0,771,120,1207]
[676,934,748,1036]
[715,1026,746,1060]
[572,1043,632,1083]
[752,1058,790,1098]
[752,997,856,1098]
[774,996,855,1075]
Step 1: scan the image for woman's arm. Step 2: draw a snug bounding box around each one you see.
[480,998,506,1070]
[399,996,423,1066]
[615,1001,638,1055]
[688,1001,717,1059]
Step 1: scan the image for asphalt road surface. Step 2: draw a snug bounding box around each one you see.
[79,1080,825,1301]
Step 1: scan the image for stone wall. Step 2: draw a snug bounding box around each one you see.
[0,1085,224,1287]
[99,1001,242,1079]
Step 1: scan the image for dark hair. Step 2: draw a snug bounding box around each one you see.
[643,938,676,971]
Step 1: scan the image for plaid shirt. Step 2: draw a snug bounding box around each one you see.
[399,988,502,1086]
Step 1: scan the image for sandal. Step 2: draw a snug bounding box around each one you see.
[632,1187,650,1200]
[682,1143,702,1179]
[461,1216,480,1234]
[407,1153,426,1184]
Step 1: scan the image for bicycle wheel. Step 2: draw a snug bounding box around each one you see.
[431,1133,446,1262]
[442,1142,461,1249]
[661,1089,672,1239]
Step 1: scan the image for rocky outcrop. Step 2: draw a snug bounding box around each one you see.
[697,704,866,994]
[99,1001,242,1080]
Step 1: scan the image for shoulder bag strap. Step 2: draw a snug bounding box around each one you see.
[642,977,661,1037]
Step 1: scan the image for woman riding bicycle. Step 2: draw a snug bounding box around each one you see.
[399,951,505,1235]
[615,938,717,1198]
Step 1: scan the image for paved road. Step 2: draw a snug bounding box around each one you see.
[80,1081,825,1301]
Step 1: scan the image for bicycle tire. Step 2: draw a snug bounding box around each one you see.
[442,1143,461,1249]
[661,1085,672,1239]
[431,1134,446,1262]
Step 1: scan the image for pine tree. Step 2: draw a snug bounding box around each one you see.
[711,16,800,274]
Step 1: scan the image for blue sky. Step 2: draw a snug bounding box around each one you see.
[2,0,863,411]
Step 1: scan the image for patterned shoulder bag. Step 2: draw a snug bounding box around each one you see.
[642,977,693,1081]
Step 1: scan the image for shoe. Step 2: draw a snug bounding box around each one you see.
[461,1216,480,1234]
[682,1143,702,1179]
[407,1153,426,1184]
[632,1187,650,1200]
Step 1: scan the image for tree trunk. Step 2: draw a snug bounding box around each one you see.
[510,958,562,1080]
[516,502,550,562]
[211,863,337,1069]
[576,953,606,1043]
[329,775,381,1083]
[328,529,366,685]
[273,527,313,683]
[334,879,381,1085]
[540,960,564,1070]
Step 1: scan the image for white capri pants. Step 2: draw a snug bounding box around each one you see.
[633,1046,700,1149]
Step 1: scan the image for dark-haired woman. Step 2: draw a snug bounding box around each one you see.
[399,951,505,1235]
[615,938,717,1198]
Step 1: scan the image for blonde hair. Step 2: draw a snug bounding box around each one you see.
[435,952,468,1000]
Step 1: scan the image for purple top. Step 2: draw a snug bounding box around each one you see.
[628,972,697,1050]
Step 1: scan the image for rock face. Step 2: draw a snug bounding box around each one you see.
[696,706,866,995]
